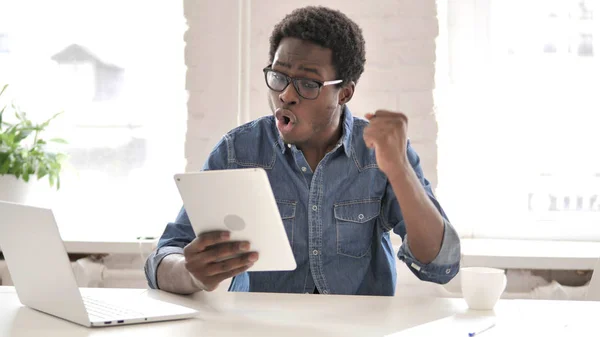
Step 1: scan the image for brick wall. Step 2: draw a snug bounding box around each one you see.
[184,0,440,187]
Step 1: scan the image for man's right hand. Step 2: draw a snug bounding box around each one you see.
[182,231,258,291]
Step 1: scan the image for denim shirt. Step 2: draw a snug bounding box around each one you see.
[144,107,461,296]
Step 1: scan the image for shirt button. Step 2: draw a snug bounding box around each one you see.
[445,268,452,274]
[312,249,319,255]
[358,214,365,220]
[312,205,318,211]
[301,167,307,172]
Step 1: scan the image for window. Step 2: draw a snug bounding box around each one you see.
[0,1,187,240]
[437,0,600,240]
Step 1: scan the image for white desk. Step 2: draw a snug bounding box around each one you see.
[0,286,599,336]
[59,238,157,255]
[0,234,156,255]
[461,238,600,270]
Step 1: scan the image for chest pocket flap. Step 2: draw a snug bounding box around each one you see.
[334,199,380,223]
[334,198,381,258]
[276,200,296,219]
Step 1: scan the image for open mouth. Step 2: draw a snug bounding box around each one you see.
[275,108,296,134]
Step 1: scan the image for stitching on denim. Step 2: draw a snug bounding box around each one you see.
[225,134,235,166]
[334,198,381,207]
[336,242,373,259]
[378,202,394,232]
[275,199,297,219]
[334,198,379,258]
[233,145,276,169]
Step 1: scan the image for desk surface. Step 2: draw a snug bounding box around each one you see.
[60,238,157,255]
[0,286,599,337]
[0,239,156,257]
[461,238,600,270]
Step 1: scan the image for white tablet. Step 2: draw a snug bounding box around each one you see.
[173,168,297,272]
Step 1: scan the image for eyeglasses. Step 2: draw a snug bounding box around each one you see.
[263,66,343,100]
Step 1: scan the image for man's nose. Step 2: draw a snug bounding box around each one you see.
[279,82,299,105]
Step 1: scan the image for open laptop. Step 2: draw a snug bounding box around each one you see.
[0,200,198,327]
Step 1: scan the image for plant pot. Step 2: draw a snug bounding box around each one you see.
[0,175,30,204]
[0,175,56,206]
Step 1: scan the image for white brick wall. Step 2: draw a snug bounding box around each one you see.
[183,1,241,171]
[184,0,440,187]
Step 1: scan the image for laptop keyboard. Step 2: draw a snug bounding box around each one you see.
[83,296,146,320]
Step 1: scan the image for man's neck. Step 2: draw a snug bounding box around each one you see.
[298,120,343,172]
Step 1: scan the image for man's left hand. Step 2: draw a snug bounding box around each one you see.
[363,110,410,178]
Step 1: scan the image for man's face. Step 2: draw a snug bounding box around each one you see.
[267,37,344,146]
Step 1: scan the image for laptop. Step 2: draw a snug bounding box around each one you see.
[174,168,297,272]
[0,200,198,327]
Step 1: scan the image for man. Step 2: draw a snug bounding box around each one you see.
[144,6,460,296]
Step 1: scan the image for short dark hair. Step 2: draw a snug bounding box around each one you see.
[269,6,366,85]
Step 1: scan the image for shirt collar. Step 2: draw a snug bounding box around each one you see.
[338,105,354,157]
[275,105,354,157]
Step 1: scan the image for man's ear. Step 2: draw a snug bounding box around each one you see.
[338,81,355,105]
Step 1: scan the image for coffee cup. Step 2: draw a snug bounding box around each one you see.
[460,267,507,310]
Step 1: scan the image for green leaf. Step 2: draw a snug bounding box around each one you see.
[0,88,66,189]
[40,111,63,129]
[1,129,15,147]
[4,124,18,143]
[55,153,68,162]
[27,161,35,175]
[0,158,10,174]
[14,129,33,143]
[37,165,48,180]
[48,138,67,144]
[19,149,28,160]
[22,163,30,182]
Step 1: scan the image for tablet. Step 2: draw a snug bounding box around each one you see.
[173,168,297,272]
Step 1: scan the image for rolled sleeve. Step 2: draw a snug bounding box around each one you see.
[144,246,185,289]
[144,208,195,289]
[397,218,461,284]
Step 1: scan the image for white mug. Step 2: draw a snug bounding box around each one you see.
[460,267,507,310]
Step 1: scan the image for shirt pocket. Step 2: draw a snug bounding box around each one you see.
[276,200,296,246]
[334,198,381,258]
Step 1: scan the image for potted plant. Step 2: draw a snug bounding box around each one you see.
[0,84,68,204]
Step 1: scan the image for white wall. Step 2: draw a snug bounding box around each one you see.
[183,0,441,187]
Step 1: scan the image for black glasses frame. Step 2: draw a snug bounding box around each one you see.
[262,66,343,100]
